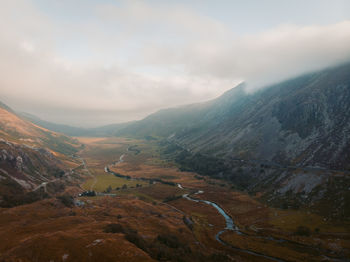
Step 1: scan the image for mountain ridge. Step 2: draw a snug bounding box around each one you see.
[116,62,350,171]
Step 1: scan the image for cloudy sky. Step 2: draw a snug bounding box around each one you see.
[1,0,350,127]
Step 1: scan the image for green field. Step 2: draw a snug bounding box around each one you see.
[82,173,148,192]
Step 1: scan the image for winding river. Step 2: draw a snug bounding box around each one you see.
[104,150,290,261]
[182,192,240,233]
[104,151,286,261]
[102,151,320,262]
[181,186,286,262]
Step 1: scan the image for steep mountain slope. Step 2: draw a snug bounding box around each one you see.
[0,140,66,207]
[177,63,350,171]
[0,103,81,155]
[0,102,82,207]
[118,62,350,171]
[117,83,246,139]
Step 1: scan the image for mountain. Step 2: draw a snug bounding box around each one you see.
[20,112,132,137]
[0,102,82,207]
[116,62,350,218]
[118,62,350,171]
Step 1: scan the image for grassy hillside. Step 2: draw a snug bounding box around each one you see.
[0,103,81,155]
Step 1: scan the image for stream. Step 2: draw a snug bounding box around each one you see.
[104,152,286,261]
[182,193,240,234]
[181,186,286,262]
[102,151,334,262]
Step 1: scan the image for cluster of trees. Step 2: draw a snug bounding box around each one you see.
[79,190,96,197]
[294,225,321,236]
[112,183,143,192]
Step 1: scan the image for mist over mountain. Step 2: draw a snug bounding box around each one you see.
[21,61,350,171]
[111,62,350,221]
[1,1,350,126]
[1,1,350,261]
[116,62,350,171]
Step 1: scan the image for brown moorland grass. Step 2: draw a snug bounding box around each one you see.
[0,198,156,262]
[1,194,224,262]
[220,230,322,261]
[64,137,350,261]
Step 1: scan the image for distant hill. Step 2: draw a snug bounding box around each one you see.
[20,112,131,137]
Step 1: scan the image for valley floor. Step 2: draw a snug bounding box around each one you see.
[0,137,349,262]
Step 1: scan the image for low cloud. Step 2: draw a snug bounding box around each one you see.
[1,0,350,126]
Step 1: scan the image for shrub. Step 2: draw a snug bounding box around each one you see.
[104,223,124,233]
[156,234,181,248]
[57,194,74,207]
[163,195,182,202]
[295,225,311,236]
[105,185,112,193]
[125,231,148,252]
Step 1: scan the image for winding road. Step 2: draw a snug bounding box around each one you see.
[80,157,97,191]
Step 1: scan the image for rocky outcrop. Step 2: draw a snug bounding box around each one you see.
[0,139,67,207]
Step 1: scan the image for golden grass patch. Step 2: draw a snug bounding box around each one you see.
[82,173,148,192]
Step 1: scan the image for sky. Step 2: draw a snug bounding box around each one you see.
[1,0,350,127]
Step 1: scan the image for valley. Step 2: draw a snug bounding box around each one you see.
[1,2,350,261]
[76,137,350,261]
[2,136,345,261]
[0,64,349,261]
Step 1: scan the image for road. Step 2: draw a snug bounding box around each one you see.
[33,170,72,193]
[77,157,97,191]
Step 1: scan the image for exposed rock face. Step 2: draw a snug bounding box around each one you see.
[15,156,23,171]
[0,140,66,207]
[0,140,65,184]
[0,101,84,207]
